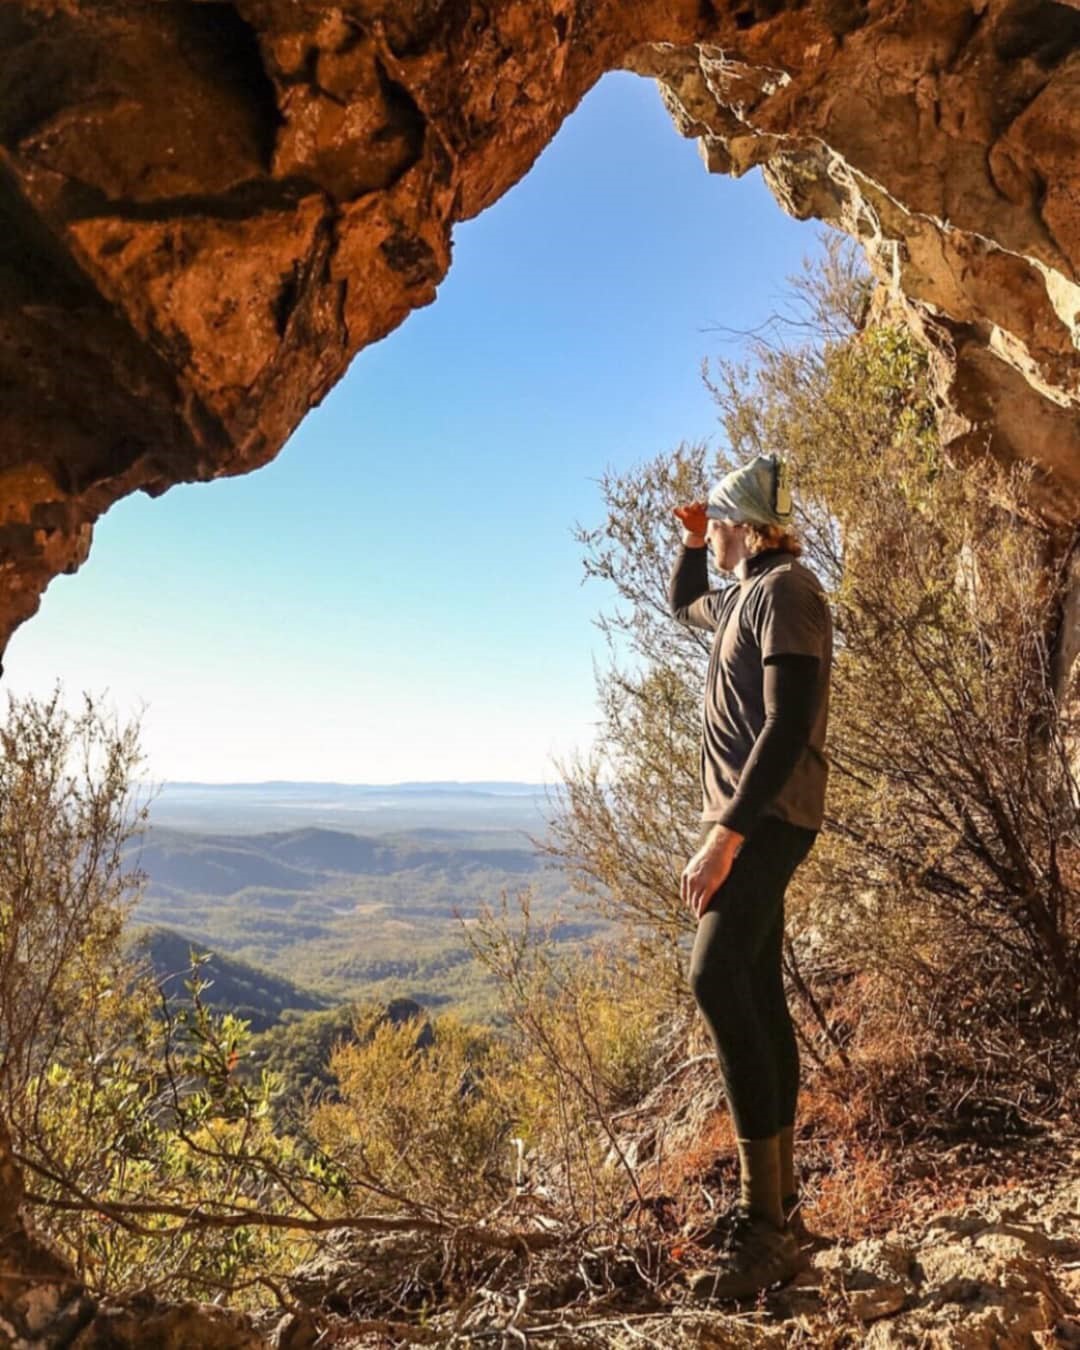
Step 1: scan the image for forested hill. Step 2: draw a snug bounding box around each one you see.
[129,926,332,1033]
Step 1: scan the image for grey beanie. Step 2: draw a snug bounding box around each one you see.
[705,453,793,528]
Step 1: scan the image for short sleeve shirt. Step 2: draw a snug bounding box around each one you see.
[699,551,832,831]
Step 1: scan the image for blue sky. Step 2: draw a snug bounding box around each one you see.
[5,72,819,784]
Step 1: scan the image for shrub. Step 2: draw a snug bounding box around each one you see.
[308,1003,516,1218]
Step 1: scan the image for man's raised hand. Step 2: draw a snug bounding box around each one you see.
[673,500,709,539]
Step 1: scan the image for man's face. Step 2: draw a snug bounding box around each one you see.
[705,516,746,572]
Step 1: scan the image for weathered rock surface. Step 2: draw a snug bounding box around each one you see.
[70,1302,264,1349]
[676,1168,1080,1348]
[273,1164,1080,1345]
[1,0,1079,649]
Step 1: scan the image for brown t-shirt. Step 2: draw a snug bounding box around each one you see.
[670,546,832,832]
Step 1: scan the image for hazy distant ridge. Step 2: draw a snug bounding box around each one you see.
[147,781,558,836]
[159,781,554,796]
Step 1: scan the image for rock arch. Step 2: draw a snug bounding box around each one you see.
[1,0,1078,654]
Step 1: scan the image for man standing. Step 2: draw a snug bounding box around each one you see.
[669,453,832,1299]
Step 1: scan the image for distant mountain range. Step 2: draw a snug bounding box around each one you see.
[131,825,542,900]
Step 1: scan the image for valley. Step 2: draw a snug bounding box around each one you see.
[128,781,610,1030]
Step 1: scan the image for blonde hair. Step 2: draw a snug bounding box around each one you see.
[744,521,802,558]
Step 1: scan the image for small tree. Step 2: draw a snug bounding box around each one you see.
[0,689,147,1140]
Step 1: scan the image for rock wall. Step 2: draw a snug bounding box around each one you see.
[0,0,1078,650]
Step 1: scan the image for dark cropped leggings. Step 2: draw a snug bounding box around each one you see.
[687,816,817,1140]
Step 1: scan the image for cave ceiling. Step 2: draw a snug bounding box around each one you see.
[1,0,1078,652]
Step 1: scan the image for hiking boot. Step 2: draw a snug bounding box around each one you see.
[686,1206,803,1302]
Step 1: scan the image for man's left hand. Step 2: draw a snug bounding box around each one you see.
[681,828,743,920]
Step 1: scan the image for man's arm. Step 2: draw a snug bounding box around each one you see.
[669,541,721,631]
[713,654,819,836]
